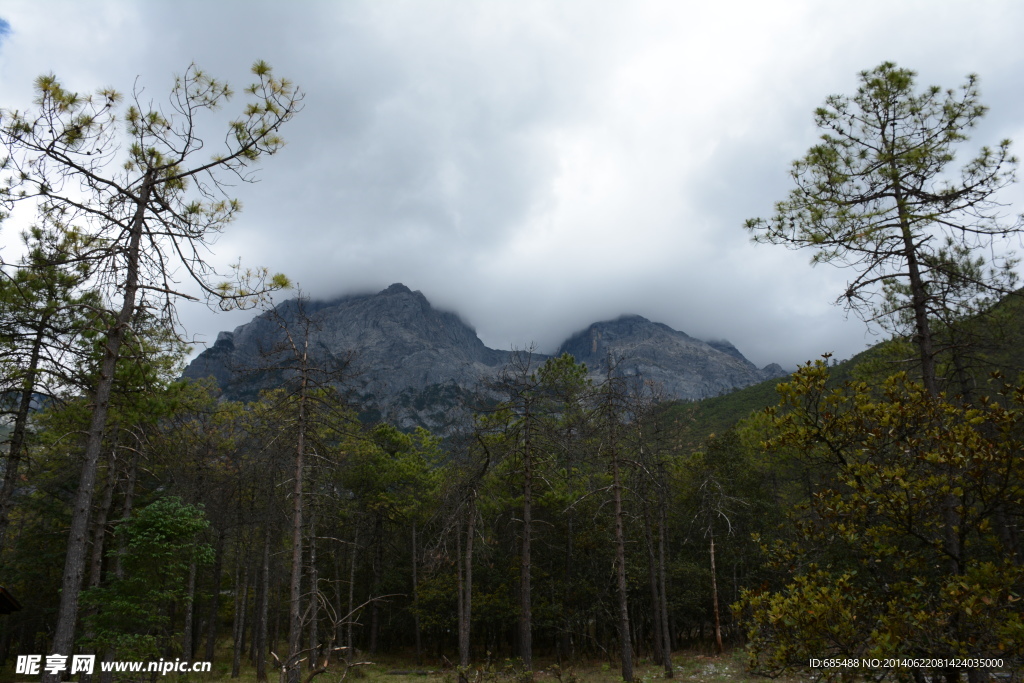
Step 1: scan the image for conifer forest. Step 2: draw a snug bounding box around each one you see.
[0,58,1022,683]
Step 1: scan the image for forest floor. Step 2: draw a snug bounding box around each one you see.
[198,648,800,683]
[0,647,806,682]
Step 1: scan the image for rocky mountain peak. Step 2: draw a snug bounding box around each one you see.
[382,282,414,296]
[557,315,785,400]
[184,284,507,429]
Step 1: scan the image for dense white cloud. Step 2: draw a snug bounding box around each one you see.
[1,0,1022,369]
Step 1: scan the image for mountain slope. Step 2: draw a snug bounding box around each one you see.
[661,290,1024,451]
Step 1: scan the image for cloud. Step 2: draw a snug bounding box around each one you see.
[1,0,1022,372]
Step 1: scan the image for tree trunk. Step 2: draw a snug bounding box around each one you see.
[456,518,465,680]
[346,527,359,662]
[412,521,422,666]
[256,526,271,682]
[994,508,1023,565]
[519,437,533,673]
[182,558,198,660]
[642,505,663,664]
[612,453,634,682]
[308,514,318,672]
[232,563,250,678]
[81,456,117,683]
[560,517,573,663]
[710,530,723,655]
[87,457,117,589]
[98,449,137,683]
[0,314,50,551]
[892,175,938,397]
[114,450,139,581]
[333,550,343,656]
[369,514,383,655]
[894,179,963,577]
[206,529,226,661]
[459,497,476,671]
[272,581,282,664]
[288,378,307,683]
[46,172,154,679]
[658,503,673,677]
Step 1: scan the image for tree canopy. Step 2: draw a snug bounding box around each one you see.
[745,62,1023,395]
[0,61,301,673]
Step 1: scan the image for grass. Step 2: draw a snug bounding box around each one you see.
[168,648,793,683]
[0,646,813,683]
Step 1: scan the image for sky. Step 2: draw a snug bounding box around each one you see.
[1,1,1023,370]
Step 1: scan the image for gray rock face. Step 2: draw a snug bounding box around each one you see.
[556,314,786,401]
[184,284,509,431]
[184,285,785,430]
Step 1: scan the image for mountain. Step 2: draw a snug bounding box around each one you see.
[557,315,785,399]
[183,284,784,431]
[184,283,512,430]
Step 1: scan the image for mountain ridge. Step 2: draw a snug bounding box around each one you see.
[183,284,785,431]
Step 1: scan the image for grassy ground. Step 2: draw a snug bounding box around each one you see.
[0,647,798,682]
[184,648,786,683]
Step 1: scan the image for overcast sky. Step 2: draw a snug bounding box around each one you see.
[2,1,1023,369]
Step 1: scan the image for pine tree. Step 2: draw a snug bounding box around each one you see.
[745,62,1022,396]
[0,62,300,669]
